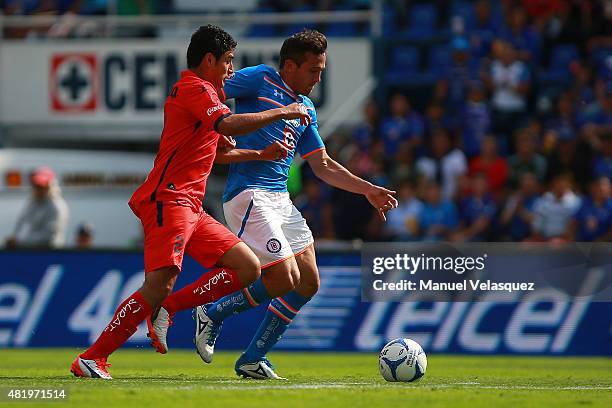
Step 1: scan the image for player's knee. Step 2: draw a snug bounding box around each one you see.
[238,252,261,284]
[306,277,320,297]
[280,266,300,292]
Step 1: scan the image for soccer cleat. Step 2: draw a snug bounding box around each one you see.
[147,306,172,354]
[193,305,222,363]
[70,356,112,380]
[235,355,286,380]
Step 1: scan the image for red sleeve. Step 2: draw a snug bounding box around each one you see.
[182,81,231,132]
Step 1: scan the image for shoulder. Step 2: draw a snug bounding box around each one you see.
[177,75,217,97]
[300,95,315,108]
[236,64,273,78]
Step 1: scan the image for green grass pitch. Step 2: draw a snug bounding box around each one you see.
[0,349,610,407]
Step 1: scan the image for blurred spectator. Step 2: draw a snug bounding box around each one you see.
[353,100,380,152]
[522,0,565,30]
[330,156,376,240]
[593,133,612,179]
[570,176,612,242]
[419,182,459,241]
[380,93,424,157]
[424,102,451,139]
[451,172,497,242]
[295,178,335,239]
[468,0,500,59]
[570,61,597,108]
[416,128,468,200]
[500,171,540,241]
[381,179,423,241]
[546,92,579,141]
[5,167,69,249]
[434,36,480,121]
[508,129,548,187]
[530,173,582,241]
[468,136,509,198]
[545,135,593,189]
[459,80,492,157]
[75,222,94,248]
[499,5,541,61]
[115,0,158,37]
[389,141,417,186]
[483,40,531,144]
[578,81,612,143]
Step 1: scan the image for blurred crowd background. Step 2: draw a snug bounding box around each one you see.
[1,0,611,247]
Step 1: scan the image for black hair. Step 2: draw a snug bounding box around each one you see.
[279,29,327,69]
[187,25,237,69]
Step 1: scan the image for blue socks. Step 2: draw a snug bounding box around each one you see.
[242,290,311,362]
[206,277,271,323]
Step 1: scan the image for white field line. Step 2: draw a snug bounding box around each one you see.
[147,382,612,391]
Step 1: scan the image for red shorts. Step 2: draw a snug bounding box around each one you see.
[135,201,241,272]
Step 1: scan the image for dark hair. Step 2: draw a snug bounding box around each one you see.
[187,25,237,69]
[279,29,327,69]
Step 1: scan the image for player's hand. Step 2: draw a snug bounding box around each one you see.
[282,103,311,126]
[217,135,236,153]
[260,141,291,161]
[365,185,398,222]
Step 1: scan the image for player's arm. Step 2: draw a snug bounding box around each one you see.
[305,149,398,221]
[215,140,290,164]
[217,103,310,136]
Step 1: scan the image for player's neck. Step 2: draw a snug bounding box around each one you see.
[278,70,297,94]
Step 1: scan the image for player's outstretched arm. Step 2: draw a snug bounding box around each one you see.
[305,149,398,221]
[217,103,310,136]
[215,140,290,164]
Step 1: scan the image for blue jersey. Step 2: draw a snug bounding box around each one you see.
[222,65,325,202]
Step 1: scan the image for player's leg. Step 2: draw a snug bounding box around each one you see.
[72,201,194,377]
[194,190,300,362]
[235,203,316,379]
[72,265,179,379]
[149,212,258,354]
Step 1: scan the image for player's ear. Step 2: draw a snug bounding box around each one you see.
[202,52,217,68]
[285,59,298,73]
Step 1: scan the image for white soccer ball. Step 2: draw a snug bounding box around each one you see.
[379,338,427,382]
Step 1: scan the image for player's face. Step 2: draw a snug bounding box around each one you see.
[293,52,326,96]
[212,50,235,89]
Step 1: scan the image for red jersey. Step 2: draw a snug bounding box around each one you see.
[130,70,231,213]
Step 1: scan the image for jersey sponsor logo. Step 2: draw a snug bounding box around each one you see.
[206,105,225,116]
[266,238,282,253]
[50,53,98,112]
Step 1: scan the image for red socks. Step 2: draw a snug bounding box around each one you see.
[81,291,152,360]
[162,268,244,315]
[80,269,243,360]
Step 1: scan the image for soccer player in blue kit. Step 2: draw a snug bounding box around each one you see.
[149,29,398,379]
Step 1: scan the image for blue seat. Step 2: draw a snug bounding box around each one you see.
[591,47,612,79]
[386,46,421,82]
[283,5,317,36]
[407,4,438,39]
[542,44,579,83]
[382,5,398,37]
[428,45,452,77]
[246,7,277,38]
[326,5,360,37]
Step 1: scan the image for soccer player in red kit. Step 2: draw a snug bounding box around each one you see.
[70,25,309,379]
